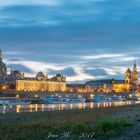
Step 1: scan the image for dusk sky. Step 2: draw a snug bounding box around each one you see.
[0,0,140,83]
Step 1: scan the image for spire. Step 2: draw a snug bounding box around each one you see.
[133,60,137,71]
[134,59,136,65]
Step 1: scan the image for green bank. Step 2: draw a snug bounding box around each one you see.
[0,104,140,140]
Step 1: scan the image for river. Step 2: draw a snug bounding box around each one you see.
[0,100,140,114]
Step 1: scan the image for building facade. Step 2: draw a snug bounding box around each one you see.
[15,72,66,92]
[86,63,139,93]
[67,84,86,93]
[0,49,139,93]
[132,61,139,89]
[0,50,7,79]
[0,50,66,92]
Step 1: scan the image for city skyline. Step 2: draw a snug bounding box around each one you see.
[0,0,140,83]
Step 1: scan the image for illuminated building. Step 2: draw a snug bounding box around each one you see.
[132,61,139,89]
[0,50,66,92]
[67,84,86,93]
[85,79,114,93]
[0,49,138,93]
[86,62,139,93]
[13,72,66,92]
[0,50,7,90]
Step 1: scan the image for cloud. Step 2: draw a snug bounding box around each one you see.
[5,59,106,82]
[82,54,125,60]
[4,51,23,55]
[8,64,33,73]
[47,67,76,76]
[0,0,61,7]
[85,68,108,76]
[66,66,107,82]
[0,0,140,83]
[108,56,139,62]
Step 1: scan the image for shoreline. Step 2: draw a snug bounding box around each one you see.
[0,103,140,139]
[0,100,139,114]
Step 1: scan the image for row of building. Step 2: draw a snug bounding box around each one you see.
[0,50,66,92]
[67,63,139,93]
[0,49,139,93]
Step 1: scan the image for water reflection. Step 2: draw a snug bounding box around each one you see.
[0,101,139,114]
[16,105,21,113]
[90,102,94,108]
[3,106,6,114]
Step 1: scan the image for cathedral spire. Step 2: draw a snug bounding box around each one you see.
[0,49,2,61]
[132,60,139,90]
[133,60,137,71]
[134,59,136,65]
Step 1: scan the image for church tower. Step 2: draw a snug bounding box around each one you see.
[132,61,139,89]
[0,50,7,79]
[125,68,132,92]
[0,50,2,59]
[125,68,131,84]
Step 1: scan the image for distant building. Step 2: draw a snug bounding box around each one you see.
[15,72,66,92]
[67,84,86,93]
[0,50,8,90]
[0,50,7,79]
[132,61,139,89]
[85,79,114,93]
[86,62,139,93]
[0,49,139,93]
[0,50,66,92]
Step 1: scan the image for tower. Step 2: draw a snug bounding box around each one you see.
[132,61,139,89]
[125,68,131,84]
[0,49,3,61]
[0,50,7,79]
[125,68,132,92]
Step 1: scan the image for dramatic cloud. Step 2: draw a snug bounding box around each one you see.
[0,0,140,83]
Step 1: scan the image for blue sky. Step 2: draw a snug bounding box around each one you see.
[0,0,140,83]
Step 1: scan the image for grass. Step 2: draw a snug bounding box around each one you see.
[94,119,132,139]
[0,118,132,140]
[0,104,139,140]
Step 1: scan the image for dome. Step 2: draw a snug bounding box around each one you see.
[56,74,62,77]
[12,70,20,74]
[36,71,45,78]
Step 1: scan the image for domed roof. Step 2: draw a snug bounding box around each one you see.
[126,68,131,73]
[56,74,62,77]
[12,70,20,74]
[36,71,45,77]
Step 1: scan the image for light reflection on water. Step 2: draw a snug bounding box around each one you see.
[0,101,139,114]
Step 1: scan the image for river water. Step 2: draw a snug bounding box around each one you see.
[0,100,140,114]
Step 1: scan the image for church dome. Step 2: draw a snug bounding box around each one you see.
[36,71,46,81]
[36,71,45,78]
[12,70,20,74]
[56,74,62,77]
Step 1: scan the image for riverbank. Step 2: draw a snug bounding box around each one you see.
[0,104,140,140]
[0,89,130,99]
